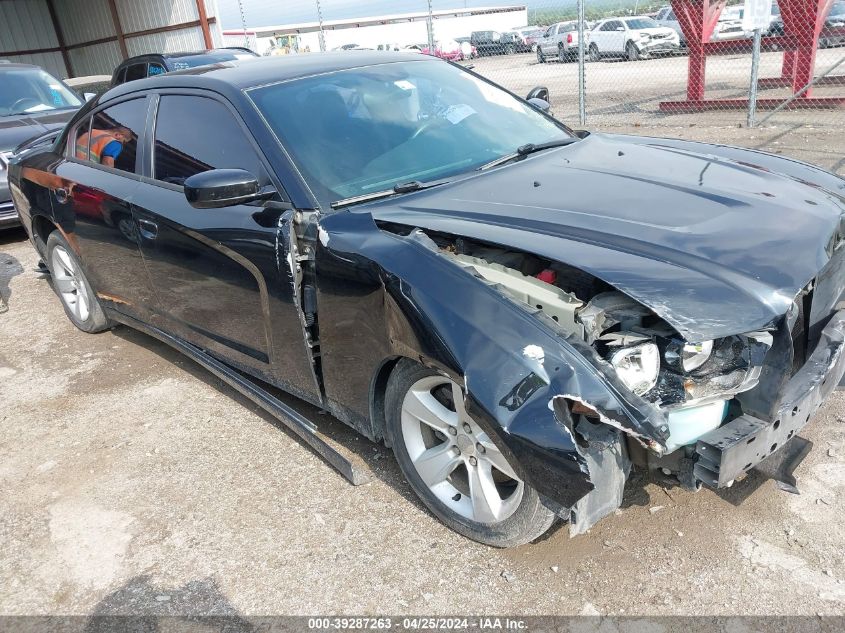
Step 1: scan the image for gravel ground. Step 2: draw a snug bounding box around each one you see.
[2,114,845,620]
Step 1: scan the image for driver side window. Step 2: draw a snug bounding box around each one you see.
[153,95,265,187]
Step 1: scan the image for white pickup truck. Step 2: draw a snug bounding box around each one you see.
[536,20,588,63]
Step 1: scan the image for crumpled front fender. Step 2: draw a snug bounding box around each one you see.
[318,211,668,509]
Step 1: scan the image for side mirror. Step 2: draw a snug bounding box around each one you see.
[616,26,625,31]
[184,169,273,208]
[526,85,550,103]
[84,92,96,102]
[527,98,551,112]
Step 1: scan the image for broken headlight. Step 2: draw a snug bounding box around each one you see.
[608,341,660,396]
[664,339,713,372]
[652,333,772,406]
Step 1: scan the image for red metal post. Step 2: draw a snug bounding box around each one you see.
[45,0,73,77]
[671,0,726,100]
[107,0,128,60]
[776,0,835,96]
[195,0,214,49]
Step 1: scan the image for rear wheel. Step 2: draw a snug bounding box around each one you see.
[46,231,112,333]
[505,44,515,55]
[385,361,556,547]
[589,43,600,62]
[626,41,641,61]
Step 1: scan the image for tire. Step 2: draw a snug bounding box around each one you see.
[505,44,515,55]
[557,44,566,61]
[385,360,556,547]
[537,47,546,63]
[589,43,600,62]
[626,41,640,61]
[46,231,112,333]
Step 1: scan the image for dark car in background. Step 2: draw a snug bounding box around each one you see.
[110,48,258,87]
[10,53,845,548]
[821,1,845,48]
[0,61,89,228]
[470,30,518,55]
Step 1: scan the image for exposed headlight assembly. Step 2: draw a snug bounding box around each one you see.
[664,339,713,372]
[609,342,660,395]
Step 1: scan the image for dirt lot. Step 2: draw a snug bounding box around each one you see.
[2,116,845,618]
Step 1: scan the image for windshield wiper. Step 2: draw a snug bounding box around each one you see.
[478,137,579,171]
[330,179,449,209]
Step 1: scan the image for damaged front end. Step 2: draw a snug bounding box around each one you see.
[414,229,791,533]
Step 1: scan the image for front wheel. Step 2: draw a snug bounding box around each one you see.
[385,361,556,547]
[537,47,546,63]
[626,41,640,61]
[46,231,112,333]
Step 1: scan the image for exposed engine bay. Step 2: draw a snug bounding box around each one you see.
[422,231,775,457]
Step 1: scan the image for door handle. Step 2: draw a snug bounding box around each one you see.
[137,219,158,240]
[55,188,69,204]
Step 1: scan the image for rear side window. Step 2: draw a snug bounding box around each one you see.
[125,64,146,82]
[153,95,264,186]
[75,98,146,174]
[115,67,127,85]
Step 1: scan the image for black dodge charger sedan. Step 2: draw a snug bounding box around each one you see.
[9,53,845,547]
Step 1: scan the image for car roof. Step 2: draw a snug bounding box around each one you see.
[104,51,439,100]
[118,49,246,64]
[0,61,40,70]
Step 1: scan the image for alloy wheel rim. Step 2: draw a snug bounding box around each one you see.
[401,375,524,524]
[51,245,90,322]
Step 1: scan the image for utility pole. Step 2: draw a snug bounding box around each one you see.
[316,0,326,52]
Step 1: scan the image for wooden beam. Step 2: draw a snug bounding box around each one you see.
[195,0,214,49]
[45,0,73,76]
[123,17,216,40]
[107,0,128,59]
[0,45,62,57]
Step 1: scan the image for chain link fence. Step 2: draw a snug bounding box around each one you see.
[227,0,845,174]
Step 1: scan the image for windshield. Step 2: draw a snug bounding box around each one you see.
[249,60,571,206]
[626,18,660,29]
[0,68,82,117]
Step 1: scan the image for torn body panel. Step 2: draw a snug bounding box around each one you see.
[315,210,667,511]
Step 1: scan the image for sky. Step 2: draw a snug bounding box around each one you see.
[215,0,578,29]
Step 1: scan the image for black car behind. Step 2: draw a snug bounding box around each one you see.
[110,48,259,87]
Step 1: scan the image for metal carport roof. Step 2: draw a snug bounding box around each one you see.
[0,0,223,78]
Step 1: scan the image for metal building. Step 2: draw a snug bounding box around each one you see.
[0,0,224,79]
[222,5,529,55]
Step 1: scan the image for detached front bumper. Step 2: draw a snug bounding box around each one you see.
[640,40,679,53]
[694,310,845,488]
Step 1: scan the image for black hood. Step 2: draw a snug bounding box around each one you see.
[0,109,76,152]
[365,133,845,341]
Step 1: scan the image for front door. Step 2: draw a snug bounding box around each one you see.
[607,20,627,52]
[131,92,320,398]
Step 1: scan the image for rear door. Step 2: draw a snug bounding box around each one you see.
[131,91,319,396]
[51,96,157,318]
